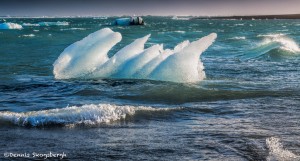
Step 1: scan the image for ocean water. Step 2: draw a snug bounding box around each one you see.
[0,16,300,160]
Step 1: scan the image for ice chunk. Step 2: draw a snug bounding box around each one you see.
[53,28,121,79]
[150,33,217,82]
[53,28,217,83]
[0,22,23,29]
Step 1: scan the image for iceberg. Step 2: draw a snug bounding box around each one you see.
[53,28,122,79]
[53,28,217,83]
[115,18,131,26]
[115,17,144,26]
[0,22,23,29]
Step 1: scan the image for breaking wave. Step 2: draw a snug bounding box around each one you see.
[53,28,217,83]
[0,104,176,127]
[259,34,300,53]
[240,34,300,60]
[266,137,299,161]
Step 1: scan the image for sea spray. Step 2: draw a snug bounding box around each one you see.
[261,34,300,53]
[240,34,300,60]
[266,137,299,161]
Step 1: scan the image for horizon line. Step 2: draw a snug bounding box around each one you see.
[1,13,300,18]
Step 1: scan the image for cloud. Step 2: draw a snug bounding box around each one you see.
[1,0,300,16]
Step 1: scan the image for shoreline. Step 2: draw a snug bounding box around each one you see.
[194,14,300,20]
[1,14,300,20]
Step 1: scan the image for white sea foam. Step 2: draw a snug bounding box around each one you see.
[171,16,190,20]
[53,28,217,83]
[22,21,69,27]
[174,31,186,34]
[93,17,108,20]
[60,28,86,31]
[0,104,176,127]
[266,137,299,161]
[257,33,286,38]
[19,34,35,37]
[234,23,244,26]
[241,34,300,60]
[38,21,69,26]
[22,23,40,27]
[229,36,246,40]
[0,22,23,29]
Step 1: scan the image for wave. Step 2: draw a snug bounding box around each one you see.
[234,23,245,26]
[53,28,217,83]
[19,34,35,37]
[228,36,246,40]
[0,104,176,127]
[266,137,299,161]
[171,16,190,20]
[60,28,86,31]
[260,34,300,53]
[174,31,186,34]
[240,34,300,60]
[22,23,40,27]
[158,31,187,34]
[22,21,69,27]
[0,22,23,29]
[39,21,69,26]
[93,16,108,19]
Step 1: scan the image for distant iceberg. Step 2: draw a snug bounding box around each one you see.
[115,17,144,26]
[0,22,23,29]
[53,28,217,83]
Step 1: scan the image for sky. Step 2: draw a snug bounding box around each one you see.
[1,0,300,17]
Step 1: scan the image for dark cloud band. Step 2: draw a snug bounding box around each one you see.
[1,0,300,16]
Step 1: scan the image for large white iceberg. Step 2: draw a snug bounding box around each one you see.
[53,28,217,83]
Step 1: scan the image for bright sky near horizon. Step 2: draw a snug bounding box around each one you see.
[1,0,300,16]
